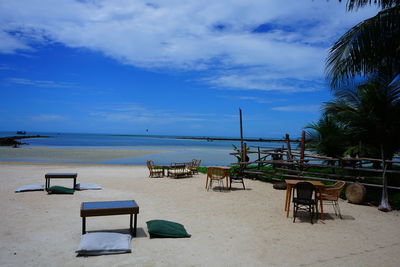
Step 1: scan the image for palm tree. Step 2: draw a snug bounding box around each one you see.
[324,79,400,160]
[305,115,349,162]
[324,79,400,211]
[327,1,400,88]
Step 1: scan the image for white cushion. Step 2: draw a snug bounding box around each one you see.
[76,232,132,256]
[15,184,44,193]
[75,183,102,190]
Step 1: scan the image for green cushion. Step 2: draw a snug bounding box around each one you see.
[146,220,191,238]
[47,186,75,194]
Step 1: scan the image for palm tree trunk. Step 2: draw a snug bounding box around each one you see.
[378,146,392,211]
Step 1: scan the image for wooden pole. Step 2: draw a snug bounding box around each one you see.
[285,134,292,161]
[239,108,244,163]
[300,131,305,170]
[300,131,305,161]
[239,108,244,148]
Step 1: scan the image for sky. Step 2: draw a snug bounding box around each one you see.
[0,0,378,138]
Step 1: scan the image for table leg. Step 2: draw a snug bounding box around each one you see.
[82,217,86,235]
[45,178,49,191]
[73,178,76,190]
[284,187,289,211]
[205,176,208,189]
[319,192,324,220]
[130,214,133,236]
[286,186,292,218]
[134,214,137,237]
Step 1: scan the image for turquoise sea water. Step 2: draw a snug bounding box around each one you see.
[0,131,283,165]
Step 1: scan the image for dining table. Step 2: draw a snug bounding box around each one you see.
[284,179,326,220]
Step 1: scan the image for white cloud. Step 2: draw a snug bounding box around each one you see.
[31,114,68,121]
[0,0,378,91]
[217,95,285,104]
[271,105,321,113]
[89,103,233,124]
[0,31,32,53]
[7,77,77,88]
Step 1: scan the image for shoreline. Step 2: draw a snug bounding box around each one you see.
[0,145,237,166]
[0,146,167,165]
[0,160,147,167]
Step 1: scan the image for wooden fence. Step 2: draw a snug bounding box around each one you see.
[231,137,400,190]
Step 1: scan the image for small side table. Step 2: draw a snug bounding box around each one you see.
[80,200,140,236]
[45,173,77,191]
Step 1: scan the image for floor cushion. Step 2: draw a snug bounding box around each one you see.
[76,232,132,256]
[47,186,75,194]
[147,219,191,238]
[15,184,44,193]
[75,183,102,190]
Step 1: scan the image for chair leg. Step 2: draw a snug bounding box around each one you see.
[242,179,245,190]
[293,203,297,223]
[332,201,338,217]
[309,205,313,224]
[335,201,343,219]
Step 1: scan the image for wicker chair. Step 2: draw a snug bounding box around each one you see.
[293,182,318,224]
[318,181,345,219]
[146,160,164,178]
[190,159,201,175]
[206,167,230,191]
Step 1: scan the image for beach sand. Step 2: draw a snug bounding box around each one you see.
[1,162,399,266]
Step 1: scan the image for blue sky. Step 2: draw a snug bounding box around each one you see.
[0,0,378,138]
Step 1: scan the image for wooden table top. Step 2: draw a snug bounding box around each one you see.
[285,179,324,187]
[45,173,77,178]
[81,200,139,217]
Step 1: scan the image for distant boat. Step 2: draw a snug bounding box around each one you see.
[16,131,26,135]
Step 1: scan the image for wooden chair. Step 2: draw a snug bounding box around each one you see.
[146,160,164,178]
[293,182,318,224]
[190,159,201,175]
[206,167,230,191]
[229,166,245,190]
[318,181,345,219]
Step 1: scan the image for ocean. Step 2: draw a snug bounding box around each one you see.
[0,131,284,166]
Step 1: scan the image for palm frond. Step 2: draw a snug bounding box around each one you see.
[339,0,399,11]
[326,5,400,89]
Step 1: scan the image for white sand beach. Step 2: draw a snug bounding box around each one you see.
[1,162,400,267]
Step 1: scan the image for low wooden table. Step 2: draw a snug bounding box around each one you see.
[284,179,325,219]
[45,173,77,191]
[80,200,139,236]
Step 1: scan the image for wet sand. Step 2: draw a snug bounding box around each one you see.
[1,162,400,266]
[0,146,166,164]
